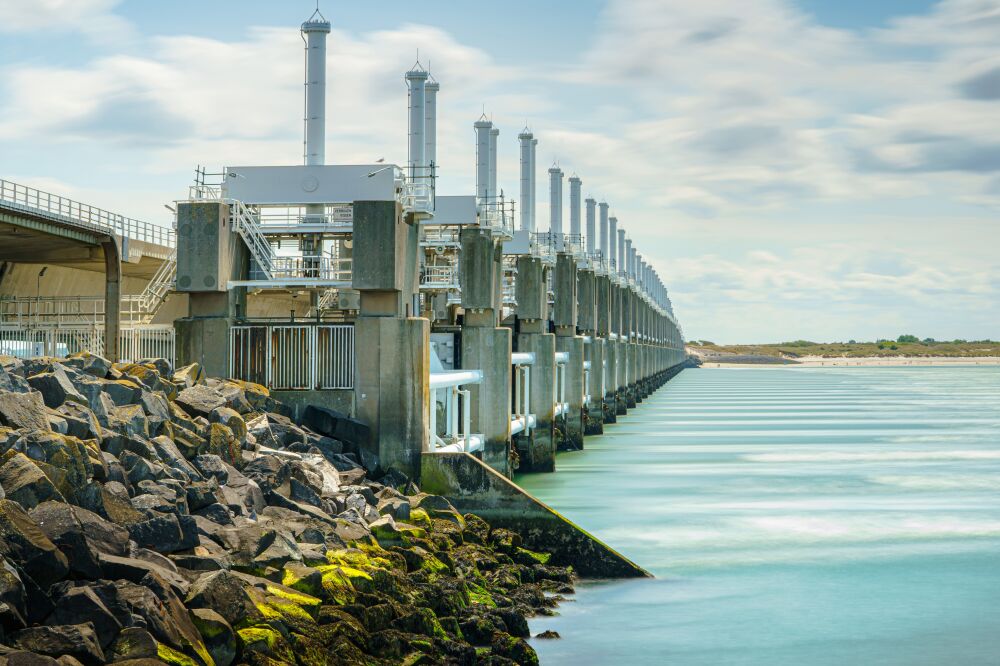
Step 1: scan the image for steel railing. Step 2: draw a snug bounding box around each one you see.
[420,264,459,290]
[511,352,535,436]
[0,324,174,364]
[0,179,175,247]
[400,165,436,215]
[554,351,569,418]
[229,323,354,390]
[429,369,483,453]
[256,255,352,282]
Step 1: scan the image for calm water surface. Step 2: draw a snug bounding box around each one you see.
[516,367,1000,666]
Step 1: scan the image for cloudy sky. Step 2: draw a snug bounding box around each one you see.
[1,0,997,343]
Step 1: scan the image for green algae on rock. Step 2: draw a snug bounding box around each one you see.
[0,354,571,665]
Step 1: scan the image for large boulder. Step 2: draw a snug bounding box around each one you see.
[0,556,27,634]
[175,385,226,419]
[61,352,111,379]
[190,608,237,666]
[0,363,31,393]
[127,513,198,553]
[0,451,63,509]
[0,499,70,586]
[29,501,129,578]
[27,367,85,409]
[0,391,50,432]
[12,623,105,666]
[185,570,265,628]
[46,586,122,649]
[173,363,204,389]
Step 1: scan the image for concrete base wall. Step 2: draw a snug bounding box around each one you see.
[462,326,512,476]
[586,338,605,435]
[514,331,555,473]
[556,335,585,450]
[175,316,231,378]
[271,389,353,421]
[420,451,650,578]
[355,316,429,478]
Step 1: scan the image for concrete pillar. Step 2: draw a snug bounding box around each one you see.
[554,253,583,449]
[101,237,121,363]
[174,201,247,378]
[355,316,429,476]
[595,273,615,423]
[576,267,602,434]
[460,227,512,476]
[352,200,429,479]
[514,255,555,472]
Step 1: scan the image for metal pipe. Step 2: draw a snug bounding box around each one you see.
[530,138,538,232]
[617,229,626,278]
[599,202,609,267]
[518,129,533,231]
[425,79,439,170]
[488,127,499,205]
[568,175,581,241]
[585,197,596,255]
[406,66,428,178]
[429,369,484,389]
[302,15,331,166]
[474,117,492,217]
[548,166,563,238]
[609,216,618,274]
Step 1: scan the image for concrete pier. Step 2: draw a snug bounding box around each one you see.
[459,227,512,476]
[174,201,248,378]
[514,255,556,472]
[554,252,585,449]
[352,201,429,479]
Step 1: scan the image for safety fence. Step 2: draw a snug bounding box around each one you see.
[429,369,483,453]
[510,352,536,437]
[229,323,354,390]
[0,324,175,365]
[554,351,569,418]
[0,178,175,247]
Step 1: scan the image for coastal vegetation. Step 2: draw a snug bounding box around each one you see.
[688,338,1000,359]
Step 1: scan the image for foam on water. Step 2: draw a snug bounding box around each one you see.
[516,367,1000,666]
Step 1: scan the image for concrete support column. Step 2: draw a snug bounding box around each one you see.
[514,255,555,472]
[587,338,605,434]
[355,316,429,476]
[577,268,603,434]
[101,237,121,363]
[460,227,512,476]
[352,201,429,479]
[553,253,584,449]
[174,201,247,378]
[595,273,616,423]
[626,289,638,408]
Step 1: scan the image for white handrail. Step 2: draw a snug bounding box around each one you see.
[429,369,482,453]
[430,369,483,389]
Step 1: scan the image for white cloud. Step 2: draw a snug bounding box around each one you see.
[0,0,997,342]
[0,0,130,39]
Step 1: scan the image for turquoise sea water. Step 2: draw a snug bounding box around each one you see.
[516,367,1000,666]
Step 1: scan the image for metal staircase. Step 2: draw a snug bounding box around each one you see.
[229,199,274,279]
[133,250,176,320]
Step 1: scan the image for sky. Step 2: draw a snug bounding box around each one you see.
[0,0,997,344]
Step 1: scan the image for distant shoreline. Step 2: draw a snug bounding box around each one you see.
[698,355,1000,368]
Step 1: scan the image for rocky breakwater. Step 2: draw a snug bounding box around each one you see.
[0,353,572,666]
